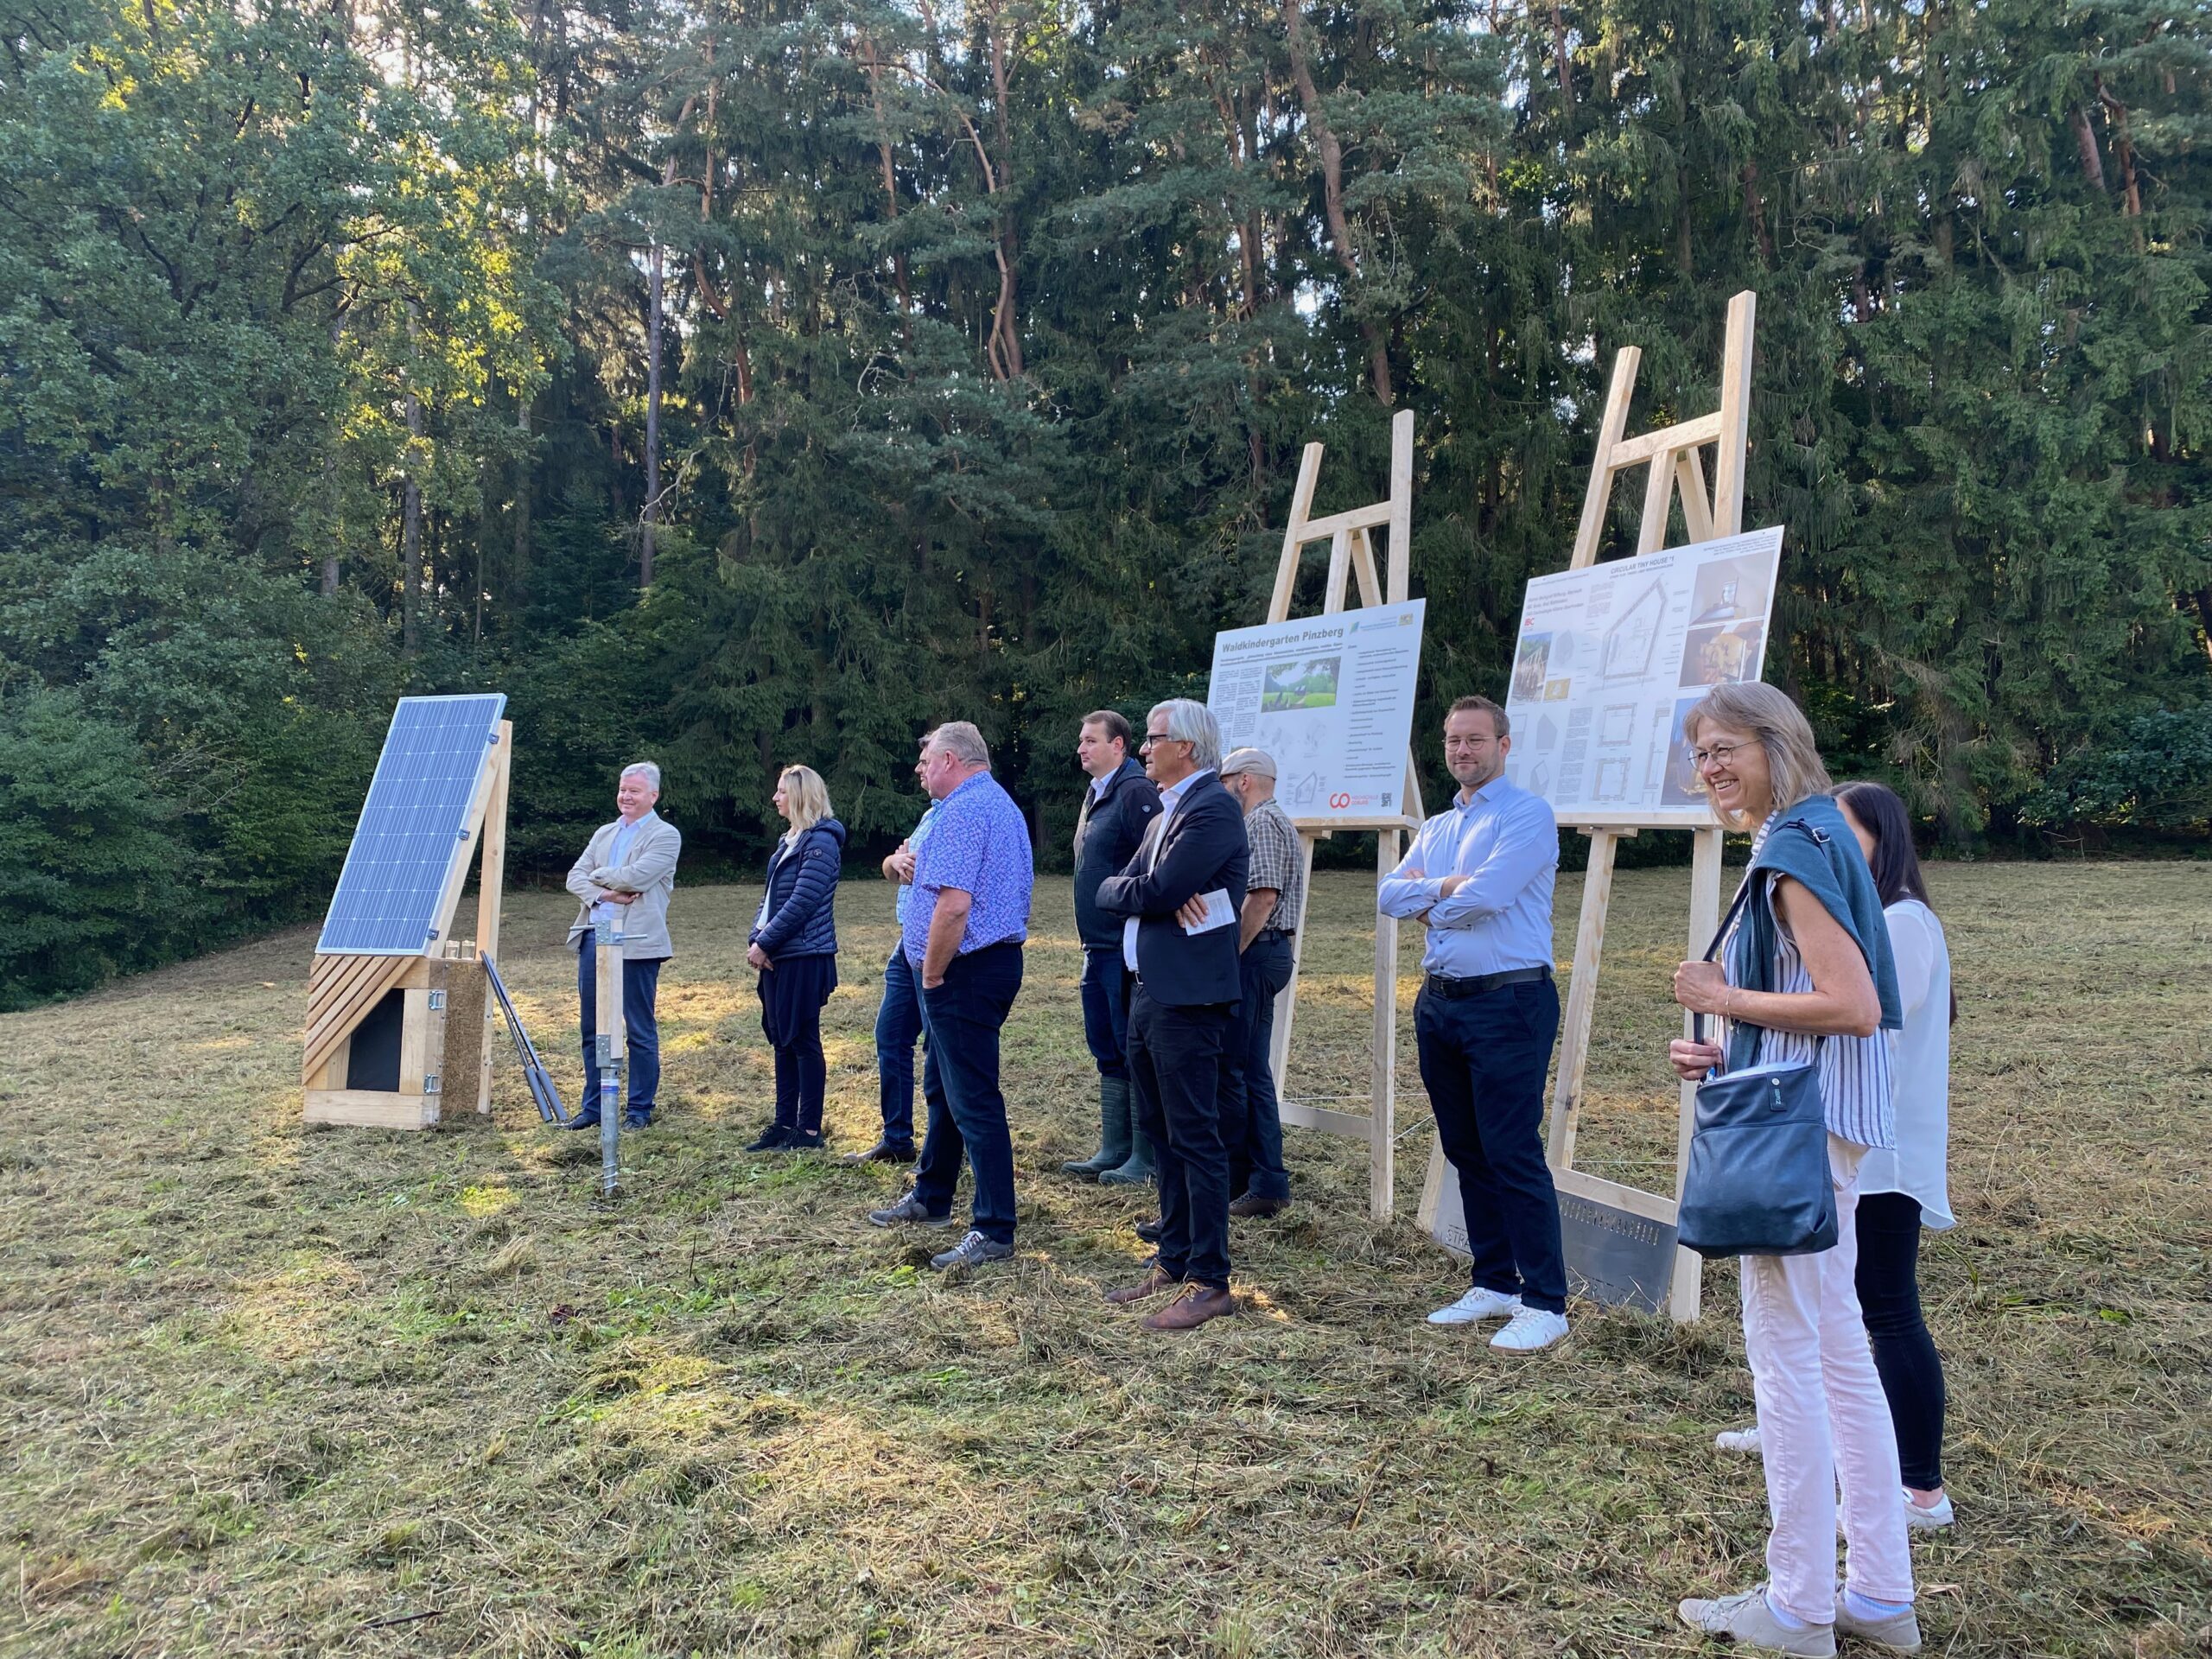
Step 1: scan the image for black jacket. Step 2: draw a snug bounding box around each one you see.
[751,818,846,960]
[1094,772,1248,1007]
[1071,758,1161,950]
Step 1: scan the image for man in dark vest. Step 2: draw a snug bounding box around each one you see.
[1063,710,1161,1184]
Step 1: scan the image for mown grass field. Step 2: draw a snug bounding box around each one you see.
[3,862,2209,1658]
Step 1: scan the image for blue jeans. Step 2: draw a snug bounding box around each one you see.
[576,943,664,1120]
[912,944,1024,1243]
[1224,932,1295,1201]
[1078,946,1132,1080]
[873,947,924,1148]
[1414,977,1567,1313]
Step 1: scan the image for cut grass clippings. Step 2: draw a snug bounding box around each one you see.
[3,864,2209,1657]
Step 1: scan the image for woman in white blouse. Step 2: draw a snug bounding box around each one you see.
[1715,779,1956,1535]
[1835,780,1955,1529]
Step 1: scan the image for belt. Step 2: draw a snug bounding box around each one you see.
[1423,965,1551,999]
[1254,926,1294,944]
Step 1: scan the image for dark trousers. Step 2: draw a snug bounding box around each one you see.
[1223,932,1295,1202]
[1855,1192,1948,1491]
[912,944,1024,1243]
[759,953,837,1135]
[1079,946,1133,1081]
[1128,985,1233,1289]
[576,944,664,1119]
[1414,977,1567,1314]
[873,946,924,1147]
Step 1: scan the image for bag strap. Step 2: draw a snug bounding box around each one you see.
[1693,818,1836,1055]
[1692,872,1757,1051]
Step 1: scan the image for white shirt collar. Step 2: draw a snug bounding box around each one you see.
[1159,767,1213,812]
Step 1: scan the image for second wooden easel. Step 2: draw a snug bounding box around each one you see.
[1260,408,1424,1223]
[1417,289,1758,1321]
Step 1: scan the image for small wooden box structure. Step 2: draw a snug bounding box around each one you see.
[302,698,512,1129]
[302,942,493,1128]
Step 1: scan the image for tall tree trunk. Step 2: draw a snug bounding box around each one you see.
[1284,0,1391,404]
[1551,3,1573,114]
[643,241,663,588]
[2069,104,2107,190]
[401,304,423,655]
[640,93,700,589]
[512,399,531,601]
[985,8,1023,378]
[861,34,916,346]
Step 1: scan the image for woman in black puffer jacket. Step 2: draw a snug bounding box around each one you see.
[745,766,846,1151]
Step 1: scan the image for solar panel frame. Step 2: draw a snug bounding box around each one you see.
[316,694,508,956]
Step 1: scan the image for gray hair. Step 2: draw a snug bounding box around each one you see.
[1682,683,1833,826]
[924,721,991,768]
[1149,698,1223,772]
[620,760,663,791]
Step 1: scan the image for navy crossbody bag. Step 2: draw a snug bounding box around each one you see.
[1675,832,1841,1259]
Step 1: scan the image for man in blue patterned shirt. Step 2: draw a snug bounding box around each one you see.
[866,721,1035,1271]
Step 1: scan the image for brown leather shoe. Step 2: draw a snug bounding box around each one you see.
[1104,1262,1180,1306]
[1141,1283,1236,1332]
[1228,1193,1286,1218]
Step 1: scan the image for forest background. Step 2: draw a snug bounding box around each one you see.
[0,0,2206,1007]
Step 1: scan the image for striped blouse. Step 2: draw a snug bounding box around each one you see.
[1720,816,1897,1151]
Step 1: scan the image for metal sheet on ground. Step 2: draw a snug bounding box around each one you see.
[1425,1166,1679,1318]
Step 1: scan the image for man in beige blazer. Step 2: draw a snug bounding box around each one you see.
[565,761,682,1128]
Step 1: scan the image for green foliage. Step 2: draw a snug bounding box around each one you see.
[2024,704,2212,834]
[0,690,202,1007]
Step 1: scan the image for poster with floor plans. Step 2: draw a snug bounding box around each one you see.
[1502,526,1783,825]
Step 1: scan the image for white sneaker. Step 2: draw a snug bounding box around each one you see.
[1903,1489,1954,1530]
[1680,1586,1836,1656]
[1490,1306,1570,1352]
[1426,1285,1521,1325]
[1715,1423,1763,1454]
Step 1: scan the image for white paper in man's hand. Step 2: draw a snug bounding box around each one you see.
[1180,889,1236,936]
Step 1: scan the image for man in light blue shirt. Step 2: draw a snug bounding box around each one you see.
[846,734,938,1166]
[1380,695,1568,1352]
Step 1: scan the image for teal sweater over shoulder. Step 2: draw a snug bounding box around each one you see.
[1724,793,1904,1073]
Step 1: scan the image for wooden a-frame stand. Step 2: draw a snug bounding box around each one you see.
[302,721,512,1128]
[1417,290,1758,1321]
[1262,408,1424,1224]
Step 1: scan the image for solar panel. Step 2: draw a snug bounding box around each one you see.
[317,694,507,955]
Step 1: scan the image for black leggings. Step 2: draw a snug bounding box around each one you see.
[1854,1192,1948,1491]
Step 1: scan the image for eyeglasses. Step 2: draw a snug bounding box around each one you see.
[1139,731,1183,750]
[1691,742,1746,771]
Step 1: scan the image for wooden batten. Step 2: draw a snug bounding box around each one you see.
[303,1089,442,1130]
[1256,408,1419,1224]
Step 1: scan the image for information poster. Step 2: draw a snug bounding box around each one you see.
[1208,599,1426,823]
[1502,526,1783,824]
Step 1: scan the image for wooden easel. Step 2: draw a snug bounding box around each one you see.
[302,719,511,1127]
[1261,408,1424,1223]
[1416,290,1757,1320]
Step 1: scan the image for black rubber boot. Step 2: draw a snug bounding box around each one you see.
[1062,1077,1132,1179]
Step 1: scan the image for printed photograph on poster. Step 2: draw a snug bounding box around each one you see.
[1499,525,1783,823]
[1262,655,1342,711]
[1512,633,1552,700]
[1659,693,1712,807]
[1680,620,1765,686]
[1208,600,1427,826]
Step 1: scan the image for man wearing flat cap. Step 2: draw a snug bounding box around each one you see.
[1215,747,1304,1217]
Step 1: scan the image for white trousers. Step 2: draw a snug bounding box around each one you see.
[1740,1135,1916,1622]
